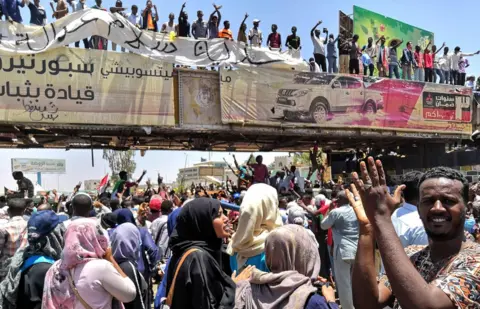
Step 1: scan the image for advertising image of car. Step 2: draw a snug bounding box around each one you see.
[271,73,384,123]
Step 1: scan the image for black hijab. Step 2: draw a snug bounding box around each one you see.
[166,198,235,309]
[168,198,223,265]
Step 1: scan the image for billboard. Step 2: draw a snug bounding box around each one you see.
[12,158,66,173]
[178,70,222,127]
[353,6,434,51]
[220,67,472,135]
[0,47,175,126]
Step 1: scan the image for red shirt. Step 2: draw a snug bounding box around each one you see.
[424,52,433,68]
[250,164,268,183]
[268,32,281,48]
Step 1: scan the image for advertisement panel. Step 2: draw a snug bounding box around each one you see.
[0,47,174,126]
[353,6,434,53]
[178,70,222,127]
[12,158,66,173]
[220,68,472,135]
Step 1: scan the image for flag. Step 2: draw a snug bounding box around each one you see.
[97,174,109,195]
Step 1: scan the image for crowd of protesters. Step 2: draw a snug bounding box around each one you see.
[0,146,479,309]
[2,1,479,88]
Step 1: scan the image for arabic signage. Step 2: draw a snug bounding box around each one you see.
[0,47,175,126]
[0,9,305,69]
[12,158,66,173]
[178,70,222,127]
[220,68,472,135]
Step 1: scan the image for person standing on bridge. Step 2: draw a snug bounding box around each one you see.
[311,20,327,72]
[8,172,34,199]
[248,155,269,184]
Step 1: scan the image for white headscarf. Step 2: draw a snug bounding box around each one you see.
[227,184,283,269]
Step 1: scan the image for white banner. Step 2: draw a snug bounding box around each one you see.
[12,158,66,173]
[0,9,307,69]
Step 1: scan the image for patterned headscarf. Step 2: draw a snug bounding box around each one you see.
[42,218,109,309]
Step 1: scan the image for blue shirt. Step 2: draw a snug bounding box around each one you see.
[230,252,269,273]
[391,202,428,248]
[2,0,24,23]
[321,205,359,260]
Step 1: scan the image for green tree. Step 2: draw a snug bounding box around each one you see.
[292,153,310,166]
[102,150,137,183]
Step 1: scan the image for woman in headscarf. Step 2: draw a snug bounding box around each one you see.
[111,223,148,309]
[111,208,159,307]
[42,218,136,309]
[0,210,65,309]
[227,184,283,273]
[166,198,236,309]
[235,225,338,309]
[154,207,182,309]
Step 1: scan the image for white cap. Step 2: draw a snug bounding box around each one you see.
[253,19,260,23]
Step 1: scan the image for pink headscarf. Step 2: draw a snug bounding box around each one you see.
[42,218,109,309]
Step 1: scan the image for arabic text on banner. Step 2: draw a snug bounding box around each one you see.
[11,158,66,173]
[219,67,472,135]
[0,47,175,126]
[0,9,306,69]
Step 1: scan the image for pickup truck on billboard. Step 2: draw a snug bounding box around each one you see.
[272,72,384,123]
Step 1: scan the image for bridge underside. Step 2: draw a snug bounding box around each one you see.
[0,123,470,152]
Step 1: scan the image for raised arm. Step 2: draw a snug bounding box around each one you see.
[310,20,322,37]
[393,39,403,49]
[232,155,241,170]
[239,12,248,31]
[178,2,185,24]
[323,30,328,44]
[434,42,445,55]
[135,170,147,185]
[348,174,393,309]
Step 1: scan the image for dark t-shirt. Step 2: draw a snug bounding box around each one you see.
[286,34,301,49]
[17,262,52,309]
[119,261,148,309]
[28,3,46,25]
[178,20,191,37]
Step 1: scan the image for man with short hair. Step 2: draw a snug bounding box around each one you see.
[161,12,176,34]
[286,26,301,51]
[2,0,24,23]
[348,34,361,74]
[62,193,93,229]
[218,20,232,40]
[248,19,262,47]
[400,41,415,80]
[266,24,281,50]
[177,2,190,37]
[191,9,207,39]
[110,0,126,52]
[207,3,221,39]
[127,4,142,28]
[362,37,376,77]
[0,198,28,280]
[247,155,269,184]
[8,172,34,198]
[321,190,358,309]
[350,158,480,309]
[310,20,327,72]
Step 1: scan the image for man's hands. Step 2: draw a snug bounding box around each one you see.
[350,157,404,224]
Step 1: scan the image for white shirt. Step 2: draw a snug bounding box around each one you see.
[391,202,428,248]
[127,12,142,27]
[310,62,321,72]
[248,28,262,47]
[439,53,451,71]
[451,52,476,71]
[311,35,326,55]
[162,21,176,33]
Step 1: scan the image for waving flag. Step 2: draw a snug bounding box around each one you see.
[97,174,109,195]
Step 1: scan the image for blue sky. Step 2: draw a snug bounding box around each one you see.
[4,0,480,190]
